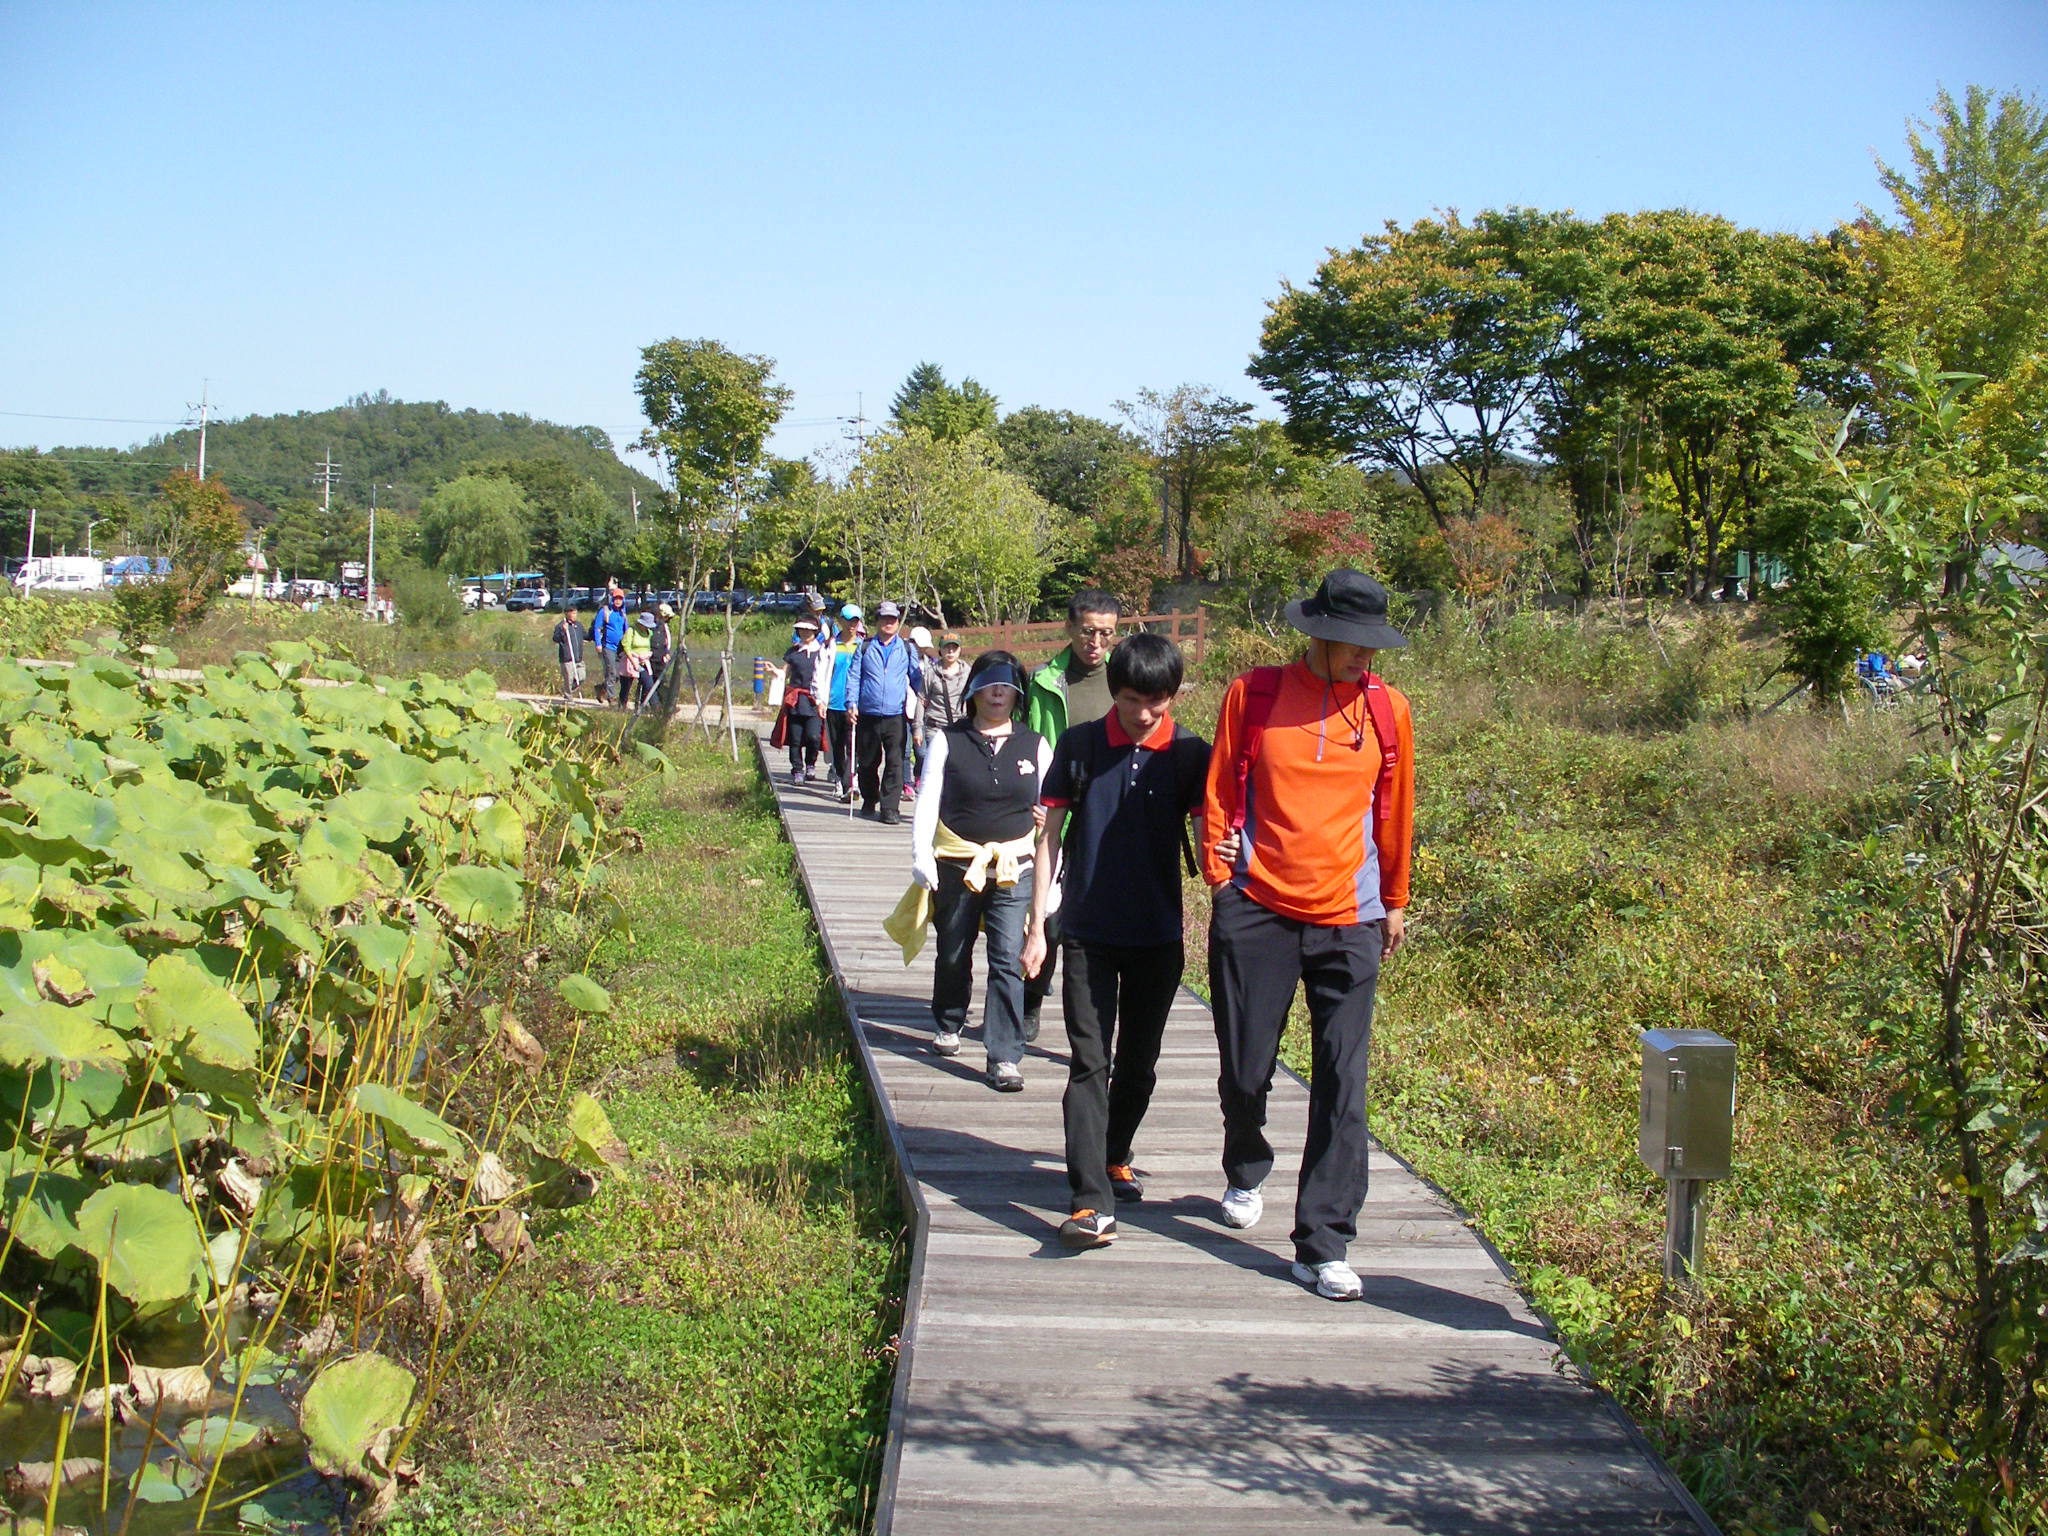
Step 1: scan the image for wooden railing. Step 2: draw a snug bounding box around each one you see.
[938,608,1206,664]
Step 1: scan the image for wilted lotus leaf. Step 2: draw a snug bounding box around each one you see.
[32,956,94,1006]
[469,1151,518,1204]
[477,1206,535,1260]
[75,1183,206,1305]
[217,1157,263,1214]
[351,1084,464,1159]
[495,1013,546,1072]
[128,1362,216,1411]
[4,1455,105,1500]
[300,1351,416,1484]
[0,999,126,1071]
[556,974,610,1014]
[13,1354,79,1398]
[137,954,258,1068]
[433,864,521,930]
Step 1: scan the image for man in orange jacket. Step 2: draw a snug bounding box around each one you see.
[1199,568,1415,1302]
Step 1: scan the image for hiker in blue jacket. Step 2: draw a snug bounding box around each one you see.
[845,601,925,824]
[589,590,628,704]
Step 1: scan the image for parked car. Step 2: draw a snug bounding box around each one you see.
[503,587,550,612]
[757,590,806,615]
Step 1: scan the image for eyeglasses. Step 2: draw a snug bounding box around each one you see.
[1075,626,1116,640]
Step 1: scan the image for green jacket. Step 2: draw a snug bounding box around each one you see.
[1024,646,1078,741]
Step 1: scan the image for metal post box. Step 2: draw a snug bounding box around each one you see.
[1638,1028,1736,1181]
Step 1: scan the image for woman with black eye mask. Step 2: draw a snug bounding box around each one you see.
[909,649,1052,1091]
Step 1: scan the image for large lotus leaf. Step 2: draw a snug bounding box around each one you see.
[470,800,526,865]
[233,655,285,691]
[211,865,286,910]
[301,1351,416,1484]
[112,837,217,905]
[177,1413,264,1466]
[131,1458,202,1503]
[266,639,315,672]
[464,733,525,785]
[255,785,318,828]
[329,789,412,844]
[556,974,610,1014]
[564,1092,628,1171]
[351,1084,463,1159]
[551,759,597,819]
[424,753,477,792]
[18,781,119,852]
[1,1153,93,1259]
[0,863,36,926]
[75,1182,207,1305]
[137,954,259,1068]
[358,752,431,796]
[300,817,368,866]
[76,654,140,688]
[433,864,521,930]
[0,658,40,699]
[0,1000,127,1070]
[361,849,405,896]
[79,1100,215,1162]
[10,929,149,1005]
[306,729,381,759]
[293,858,364,914]
[3,1059,132,1135]
[415,706,465,741]
[257,908,326,959]
[65,669,146,732]
[336,922,415,983]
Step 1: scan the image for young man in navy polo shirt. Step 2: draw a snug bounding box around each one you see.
[1023,633,1210,1248]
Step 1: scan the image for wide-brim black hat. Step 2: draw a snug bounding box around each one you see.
[1283,568,1407,650]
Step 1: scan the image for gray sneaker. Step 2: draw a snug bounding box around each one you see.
[1219,1185,1264,1229]
[931,1030,962,1057]
[1291,1259,1363,1301]
[986,1061,1024,1093]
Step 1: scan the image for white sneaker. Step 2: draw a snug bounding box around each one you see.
[986,1060,1025,1092]
[931,1030,962,1057]
[1292,1259,1363,1301]
[1219,1186,1264,1229]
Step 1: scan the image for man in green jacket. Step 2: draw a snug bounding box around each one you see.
[1021,588,1123,1039]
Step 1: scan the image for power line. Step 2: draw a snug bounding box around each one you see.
[0,410,191,425]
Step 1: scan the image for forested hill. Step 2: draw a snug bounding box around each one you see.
[51,391,661,512]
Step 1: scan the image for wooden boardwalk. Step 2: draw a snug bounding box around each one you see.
[766,752,1716,1535]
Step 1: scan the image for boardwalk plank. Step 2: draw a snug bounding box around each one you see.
[762,748,1714,1534]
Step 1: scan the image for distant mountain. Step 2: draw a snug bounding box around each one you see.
[48,390,661,514]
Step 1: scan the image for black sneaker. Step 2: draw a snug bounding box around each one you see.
[1106,1164,1144,1203]
[1059,1210,1116,1248]
[1021,1008,1041,1044]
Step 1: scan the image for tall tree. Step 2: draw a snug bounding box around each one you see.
[1855,86,2048,463]
[1250,209,1570,575]
[1115,384,1252,578]
[891,362,999,441]
[992,407,1144,517]
[419,474,530,579]
[636,339,792,731]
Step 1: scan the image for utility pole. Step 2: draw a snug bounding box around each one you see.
[630,488,639,528]
[313,449,342,515]
[366,482,391,616]
[187,381,214,482]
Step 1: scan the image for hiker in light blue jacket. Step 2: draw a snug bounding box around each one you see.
[845,601,924,824]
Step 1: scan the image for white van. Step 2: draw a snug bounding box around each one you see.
[15,556,106,593]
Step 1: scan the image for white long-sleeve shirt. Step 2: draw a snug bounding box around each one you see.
[911,725,1055,892]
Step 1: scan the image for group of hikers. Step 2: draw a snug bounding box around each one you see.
[781,570,1415,1303]
[549,589,674,707]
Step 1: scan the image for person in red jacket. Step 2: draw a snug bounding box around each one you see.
[1199,568,1415,1302]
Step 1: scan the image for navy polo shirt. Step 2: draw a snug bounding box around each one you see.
[1041,712,1210,948]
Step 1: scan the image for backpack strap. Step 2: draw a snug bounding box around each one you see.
[1361,672,1400,844]
[1229,665,1402,842]
[1226,667,1286,834]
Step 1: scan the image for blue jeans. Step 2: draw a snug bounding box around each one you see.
[931,860,1030,1064]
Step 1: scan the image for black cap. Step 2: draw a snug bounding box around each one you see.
[1282,569,1407,650]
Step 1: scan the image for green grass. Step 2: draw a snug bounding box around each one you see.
[386,738,902,1536]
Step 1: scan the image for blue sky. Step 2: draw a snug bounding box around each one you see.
[2,2,2042,483]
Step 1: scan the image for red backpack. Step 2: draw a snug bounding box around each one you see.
[1224,666,1400,838]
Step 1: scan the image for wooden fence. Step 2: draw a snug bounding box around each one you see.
[938,608,1206,664]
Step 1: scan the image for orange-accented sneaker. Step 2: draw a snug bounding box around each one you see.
[1060,1210,1116,1248]
[1106,1164,1144,1202]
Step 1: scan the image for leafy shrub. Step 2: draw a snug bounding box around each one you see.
[388,559,463,630]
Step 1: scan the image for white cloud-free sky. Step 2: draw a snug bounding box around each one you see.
[3,1,2042,483]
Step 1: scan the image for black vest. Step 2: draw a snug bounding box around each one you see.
[938,721,1043,844]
